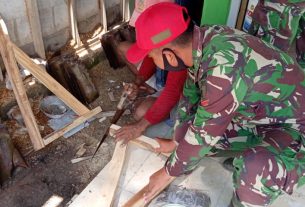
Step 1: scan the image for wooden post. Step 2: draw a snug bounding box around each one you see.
[24,0,46,59]
[99,0,107,33]
[0,17,44,150]
[236,0,249,30]
[122,0,130,22]
[69,0,81,47]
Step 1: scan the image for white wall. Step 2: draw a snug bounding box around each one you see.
[0,0,121,55]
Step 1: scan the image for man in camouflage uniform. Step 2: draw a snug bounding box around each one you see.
[250,0,305,69]
[126,2,305,206]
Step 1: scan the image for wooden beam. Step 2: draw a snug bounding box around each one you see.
[43,106,102,145]
[99,0,107,33]
[0,58,4,81]
[236,0,248,30]
[0,17,44,150]
[69,141,127,207]
[13,44,90,115]
[110,124,174,206]
[69,0,81,47]
[122,177,175,207]
[25,0,46,59]
[110,124,170,157]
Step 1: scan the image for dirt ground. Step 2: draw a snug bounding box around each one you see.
[0,52,136,207]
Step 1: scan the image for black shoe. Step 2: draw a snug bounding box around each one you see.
[222,157,235,172]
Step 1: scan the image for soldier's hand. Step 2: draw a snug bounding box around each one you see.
[143,167,175,204]
[154,138,177,153]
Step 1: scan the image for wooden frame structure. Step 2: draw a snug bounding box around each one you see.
[69,124,175,207]
[0,16,101,151]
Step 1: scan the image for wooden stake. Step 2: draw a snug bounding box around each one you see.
[236,0,249,30]
[99,0,107,33]
[0,17,44,150]
[121,0,130,22]
[25,0,46,59]
[69,0,81,47]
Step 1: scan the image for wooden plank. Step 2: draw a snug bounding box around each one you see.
[110,124,174,206]
[69,0,81,47]
[25,0,46,59]
[110,124,170,157]
[0,17,44,150]
[236,0,249,30]
[99,0,107,33]
[13,44,90,115]
[122,177,175,207]
[43,106,102,145]
[69,141,127,207]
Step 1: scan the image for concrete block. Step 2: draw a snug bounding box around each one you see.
[53,3,69,31]
[20,43,36,57]
[76,0,99,21]
[106,4,122,27]
[38,8,55,37]
[37,0,66,10]
[43,28,70,51]
[105,0,121,8]
[0,0,27,19]
[78,14,99,34]
[15,16,33,45]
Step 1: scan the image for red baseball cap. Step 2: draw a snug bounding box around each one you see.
[129,0,174,27]
[126,2,190,63]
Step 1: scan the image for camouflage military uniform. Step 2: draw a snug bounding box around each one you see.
[250,0,305,69]
[165,25,305,206]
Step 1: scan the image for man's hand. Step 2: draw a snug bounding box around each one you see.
[114,119,150,145]
[144,167,175,203]
[123,82,139,100]
[154,138,177,153]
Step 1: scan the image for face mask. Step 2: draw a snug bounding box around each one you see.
[162,48,187,72]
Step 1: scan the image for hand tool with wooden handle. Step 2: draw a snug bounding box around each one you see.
[91,90,129,159]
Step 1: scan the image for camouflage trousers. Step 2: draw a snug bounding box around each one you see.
[208,122,305,207]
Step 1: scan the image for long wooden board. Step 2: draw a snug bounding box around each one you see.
[99,0,107,33]
[69,141,127,207]
[25,0,46,59]
[69,0,81,47]
[0,16,45,150]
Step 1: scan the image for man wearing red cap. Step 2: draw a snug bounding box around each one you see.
[115,0,187,146]
[117,2,305,207]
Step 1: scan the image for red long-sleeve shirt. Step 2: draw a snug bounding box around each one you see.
[138,56,187,124]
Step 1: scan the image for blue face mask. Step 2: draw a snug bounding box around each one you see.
[162,48,187,72]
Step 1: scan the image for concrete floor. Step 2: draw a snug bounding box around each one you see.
[114,145,305,207]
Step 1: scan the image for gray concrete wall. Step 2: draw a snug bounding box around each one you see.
[0,0,121,55]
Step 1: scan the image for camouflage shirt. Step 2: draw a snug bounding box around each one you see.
[251,0,305,69]
[165,25,305,176]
